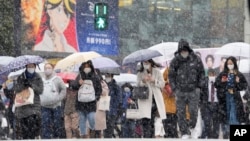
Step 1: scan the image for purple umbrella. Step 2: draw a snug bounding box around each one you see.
[0,56,15,68]
[1,55,44,74]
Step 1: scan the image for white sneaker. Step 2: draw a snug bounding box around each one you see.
[190,128,199,139]
[181,134,190,139]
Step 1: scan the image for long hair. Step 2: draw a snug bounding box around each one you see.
[223,56,239,73]
[79,60,95,79]
[139,59,162,72]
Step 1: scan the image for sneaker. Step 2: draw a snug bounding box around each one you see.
[181,134,190,139]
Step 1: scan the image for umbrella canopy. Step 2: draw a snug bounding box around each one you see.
[238,59,250,73]
[56,72,78,83]
[0,55,44,84]
[0,56,15,69]
[148,42,178,64]
[113,73,137,86]
[214,42,250,58]
[99,67,120,75]
[54,51,102,72]
[91,56,120,69]
[122,49,162,65]
[1,55,44,73]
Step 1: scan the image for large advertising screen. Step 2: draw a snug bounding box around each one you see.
[20,0,119,55]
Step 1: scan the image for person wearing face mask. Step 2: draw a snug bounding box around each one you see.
[14,63,44,139]
[214,56,248,139]
[120,82,137,138]
[72,60,102,138]
[40,63,66,139]
[137,59,166,138]
[199,69,220,139]
[103,73,122,138]
[168,39,206,139]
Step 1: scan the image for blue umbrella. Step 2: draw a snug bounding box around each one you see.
[122,49,163,65]
[0,55,44,84]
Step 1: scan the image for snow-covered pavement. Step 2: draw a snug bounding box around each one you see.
[6,139,229,141]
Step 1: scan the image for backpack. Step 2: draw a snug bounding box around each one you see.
[40,76,59,106]
[78,80,96,102]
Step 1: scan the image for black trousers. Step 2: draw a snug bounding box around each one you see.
[19,114,41,139]
[141,98,157,138]
[163,113,178,138]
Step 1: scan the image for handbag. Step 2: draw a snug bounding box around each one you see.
[132,86,149,99]
[163,83,173,96]
[98,95,111,111]
[126,103,141,119]
[15,87,34,107]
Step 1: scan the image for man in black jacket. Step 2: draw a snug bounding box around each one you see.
[169,39,205,139]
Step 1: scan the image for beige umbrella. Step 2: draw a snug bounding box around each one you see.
[54,51,102,72]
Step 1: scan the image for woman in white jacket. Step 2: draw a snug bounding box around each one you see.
[137,59,166,138]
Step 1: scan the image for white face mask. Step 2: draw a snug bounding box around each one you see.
[227,64,234,70]
[105,77,112,83]
[209,76,215,82]
[27,68,35,74]
[84,68,91,74]
[181,52,189,58]
[45,69,53,76]
[143,64,150,70]
[124,87,130,92]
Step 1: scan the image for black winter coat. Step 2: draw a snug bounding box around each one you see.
[73,71,102,113]
[214,71,248,123]
[169,52,205,92]
[14,72,44,119]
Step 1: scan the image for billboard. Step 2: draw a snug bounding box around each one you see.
[20,0,119,55]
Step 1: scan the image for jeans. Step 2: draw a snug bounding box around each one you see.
[41,106,64,139]
[226,93,239,125]
[78,111,95,136]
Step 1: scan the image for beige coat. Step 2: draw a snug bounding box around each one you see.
[137,68,166,120]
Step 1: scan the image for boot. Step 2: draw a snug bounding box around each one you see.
[89,129,95,138]
[95,130,102,138]
[73,129,80,138]
[80,135,89,138]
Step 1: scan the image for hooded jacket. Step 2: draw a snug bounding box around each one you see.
[169,39,205,92]
[72,61,102,112]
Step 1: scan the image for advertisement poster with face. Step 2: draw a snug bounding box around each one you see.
[20,0,119,55]
[33,0,78,52]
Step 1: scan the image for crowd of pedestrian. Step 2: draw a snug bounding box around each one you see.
[0,39,250,140]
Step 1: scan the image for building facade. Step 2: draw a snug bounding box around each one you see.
[119,0,247,58]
